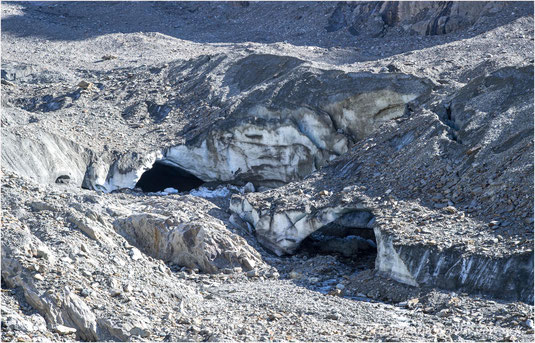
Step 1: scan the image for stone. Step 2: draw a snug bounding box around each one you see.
[113,203,264,273]
[1,79,16,87]
[130,325,150,337]
[242,182,255,193]
[129,247,143,261]
[444,206,456,214]
[55,325,77,335]
[61,288,98,341]
[29,201,56,212]
[524,319,533,329]
[110,289,122,297]
[67,213,113,245]
[407,298,419,309]
[80,243,88,253]
[102,55,118,60]
[4,313,35,332]
[246,269,259,278]
[325,313,339,320]
[77,80,93,89]
[328,289,342,296]
[267,270,280,279]
[308,277,320,283]
[289,271,301,279]
[488,221,501,228]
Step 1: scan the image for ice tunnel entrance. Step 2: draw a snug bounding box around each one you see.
[299,210,377,266]
[135,161,204,192]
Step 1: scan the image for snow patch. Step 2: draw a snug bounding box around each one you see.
[190,186,231,198]
[163,187,179,194]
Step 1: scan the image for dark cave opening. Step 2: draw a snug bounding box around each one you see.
[299,211,377,268]
[135,161,205,193]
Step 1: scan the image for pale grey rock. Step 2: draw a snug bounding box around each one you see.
[3,312,36,332]
[59,288,98,341]
[242,182,255,194]
[67,212,113,245]
[113,202,264,272]
[55,324,77,335]
[129,247,143,261]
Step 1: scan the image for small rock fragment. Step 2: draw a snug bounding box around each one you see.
[55,325,77,335]
[110,289,122,297]
[466,145,482,155]
[318,190,330,196]
[325,313,339,320]
[1,79,15,87]
[488,220,501,228]
[328,289,342,296]
[246,269,259,278]
[289,271,301,279]
[102,55,118,60]
[242,182,255,193]
[78,80,93,89]
[444,206,456,214]
[129,247,143,261]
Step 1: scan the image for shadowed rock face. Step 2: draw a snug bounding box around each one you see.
[330,1,516,37]
[375,228,534,302]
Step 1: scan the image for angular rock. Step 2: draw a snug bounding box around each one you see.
[113,195,264,273]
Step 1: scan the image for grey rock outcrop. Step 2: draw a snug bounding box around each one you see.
[1,172,262,341]
[330,1,523,36]
[113,196,264,273]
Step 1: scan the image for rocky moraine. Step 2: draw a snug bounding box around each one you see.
[1,1,534,342]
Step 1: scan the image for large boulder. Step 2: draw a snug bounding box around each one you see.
[113,195,263,273]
